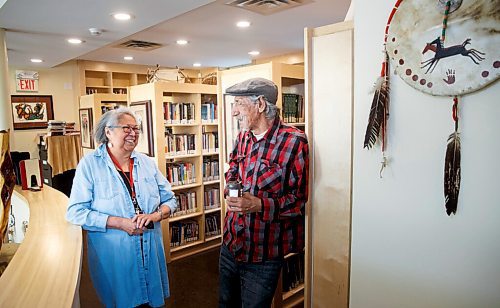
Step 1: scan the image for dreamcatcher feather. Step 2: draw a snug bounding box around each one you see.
[444,131,460,215]
[363,61,389,150]
[443,96,461,215]
[364,0,402,177]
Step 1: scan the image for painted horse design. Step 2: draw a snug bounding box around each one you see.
[421,38,485,73]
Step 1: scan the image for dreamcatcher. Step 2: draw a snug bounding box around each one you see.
[364,0,499,215]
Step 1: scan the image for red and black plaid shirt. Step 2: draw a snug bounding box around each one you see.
[223,118,309,262]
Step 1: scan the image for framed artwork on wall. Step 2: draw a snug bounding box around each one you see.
[130,100,154,157]
[11,95,54,130]
[79,108,94,149]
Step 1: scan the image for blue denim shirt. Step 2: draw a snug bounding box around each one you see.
[66,144,177,307]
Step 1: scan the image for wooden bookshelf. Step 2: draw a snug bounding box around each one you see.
[78,60,150,96]
[128,81,223,263]
[283,283,304,301]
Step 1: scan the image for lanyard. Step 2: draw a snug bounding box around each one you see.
[107,147,135,197]
[106,147,145,215]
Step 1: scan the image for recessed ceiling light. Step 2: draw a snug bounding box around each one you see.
[67,38,83,44]
[236,21,251,28]
[193,63,201,67]
[176,39,188,45]
[124,56,134,61]
[113,13,132,21]
[30,58,43,63]
[248,50,260,56]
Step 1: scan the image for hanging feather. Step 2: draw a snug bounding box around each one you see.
[364,74,389,149]
[363,0,402,150]
[444,131,461,215]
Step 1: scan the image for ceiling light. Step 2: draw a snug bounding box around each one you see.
[113,13,132,21]
[30,58,43,63]
[236,21,251,28]
[67,38,83,44]
[193,63,201,67]
[248,50,260,56]
[176,39,188,45]
[124,56,134,61]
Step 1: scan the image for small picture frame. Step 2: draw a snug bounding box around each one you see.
[79,108,94,149]
[11,95,54,130]
[130,100,154,157]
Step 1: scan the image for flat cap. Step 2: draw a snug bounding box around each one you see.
[225,78,278,105]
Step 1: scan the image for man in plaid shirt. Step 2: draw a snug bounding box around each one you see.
[219,78,309,308]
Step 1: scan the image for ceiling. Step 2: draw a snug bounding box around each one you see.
[0,0,351,70]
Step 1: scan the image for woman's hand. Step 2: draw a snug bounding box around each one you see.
[133,213,160,230]
[107,216,143,236]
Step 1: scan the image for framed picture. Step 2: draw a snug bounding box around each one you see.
[79,108,94,149]
[11,95,54,130]
[223,94,240,163]
[130,100,154,157]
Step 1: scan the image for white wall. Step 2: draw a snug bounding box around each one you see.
[7,61,80,158]
[350,1,500,307]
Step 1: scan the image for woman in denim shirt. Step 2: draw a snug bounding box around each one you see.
[67,107,177,307]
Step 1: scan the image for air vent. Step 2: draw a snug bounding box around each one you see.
[115,40,163,51]
[225,0,313,15]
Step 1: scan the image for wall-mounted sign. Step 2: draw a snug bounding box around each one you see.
[16,70,39,92]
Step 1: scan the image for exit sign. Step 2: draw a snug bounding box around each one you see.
[16,70,39,92]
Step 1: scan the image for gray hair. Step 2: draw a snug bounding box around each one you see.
[94,107,137,145]
[248,95,279,120]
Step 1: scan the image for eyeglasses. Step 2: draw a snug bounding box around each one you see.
[107,125,141,134]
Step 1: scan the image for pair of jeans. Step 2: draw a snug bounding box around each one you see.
[218,244,283,308]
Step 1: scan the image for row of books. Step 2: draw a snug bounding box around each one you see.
[163,102,195,124]
[201,102,218,123]
[47,120,77,136]
[282,93,305,123]
[282,252,305,292]
[202,158,220,182]
[165,133,196,156]
[204,187,221,209]
[170,220,199,247]
[166,162,196,186]
[202,132,219,153]
[172,191,197,217]
[205,214,221,237]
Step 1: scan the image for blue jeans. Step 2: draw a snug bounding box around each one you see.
[219,244,282,308]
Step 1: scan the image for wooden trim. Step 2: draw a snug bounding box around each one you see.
[347,27,355,308]
[80,60,150,74]
[312,20,354,37]
[303,26,314,308]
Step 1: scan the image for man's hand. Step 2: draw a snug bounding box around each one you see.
[225,192,261,214]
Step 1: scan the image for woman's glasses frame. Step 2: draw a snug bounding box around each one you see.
[107,125,141,134]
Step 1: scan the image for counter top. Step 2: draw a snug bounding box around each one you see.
[0,186,82,307]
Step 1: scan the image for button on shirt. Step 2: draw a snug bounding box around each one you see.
[66,144,177,307]
[224,118,309,263]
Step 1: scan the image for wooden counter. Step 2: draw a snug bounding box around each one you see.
[0,186,82,307]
